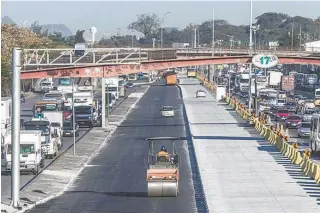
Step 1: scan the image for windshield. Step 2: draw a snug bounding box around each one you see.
[107,87,117,92]
[305,110,315,114]
[75,107,91,114]
[7,144,35,155]
[162,107,173,111]
[301,123,311,128]
[41,82,51,86]
[44,94,63,99]
[278,110,289,114]
[63,122,75,130]
[35,104,57,111]
[24,125,50,135]
[51,122,60,127]
[278,100,286,103]
[240,79,249,83]
[59,79,72,85]
[316,91,320,96]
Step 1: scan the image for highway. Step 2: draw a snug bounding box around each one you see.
[1,85,139,204]
[25,79,198,213]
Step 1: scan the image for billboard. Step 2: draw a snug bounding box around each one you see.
[281,75,295,91]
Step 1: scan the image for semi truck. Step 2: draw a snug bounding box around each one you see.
[2,130,45,174]
[105,77,119,100]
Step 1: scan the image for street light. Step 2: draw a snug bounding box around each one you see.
[72,78,76,155]
[161,12,170,48]
[252,25,260,52]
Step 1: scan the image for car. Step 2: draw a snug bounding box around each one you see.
[275,109,290,121]
[20,94,25,103]
[62,122,79,137]
[160,106,175,117]
[125,82,134,89]
[285,102,296,112]
[269,105,279,117]
[301,109,316,122]
[285,115,302,128]
[297,122,311,138]
[196,90,206,98]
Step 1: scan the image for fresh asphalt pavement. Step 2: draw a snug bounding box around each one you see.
[25,80,198,213]
[1,87,139,203]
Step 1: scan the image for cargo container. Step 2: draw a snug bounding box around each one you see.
[165,72,177,85]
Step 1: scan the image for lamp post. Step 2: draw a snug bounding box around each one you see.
[248,0,254,121]
[161,12,170,48]
[252,25,260,52]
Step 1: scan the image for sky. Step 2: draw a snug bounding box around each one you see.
[1,0,320,39]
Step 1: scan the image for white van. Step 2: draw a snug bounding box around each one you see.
[4,130,45,175]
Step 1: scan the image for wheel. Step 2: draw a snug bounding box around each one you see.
[76,132,79,137]
[33,165,39,175]
[40,159,45,168]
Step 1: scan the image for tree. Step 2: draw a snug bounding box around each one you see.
[75,30,85,43]
[30,21,42,35]
[128,13,161,39]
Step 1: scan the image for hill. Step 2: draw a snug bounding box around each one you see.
[1,16,16,25]
[41,24,73,37]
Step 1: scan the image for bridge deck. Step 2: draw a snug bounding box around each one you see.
[179,76,320,213]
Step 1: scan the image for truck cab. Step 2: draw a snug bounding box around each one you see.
[23,118,58,159]
[75,105,98,127]
[3,130,45,175]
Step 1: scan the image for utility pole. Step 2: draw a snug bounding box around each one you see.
[72,78,76,155]
[194,27,197,48]
[161,12,170,48]
[248,0,253,120]
[11,48,22,208]
[299,24,302,51]
[291,19,294,50]
[212,5,215,84]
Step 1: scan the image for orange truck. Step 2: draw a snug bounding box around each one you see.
[165,72,177,85]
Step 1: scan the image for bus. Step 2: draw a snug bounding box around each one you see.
[187,68,197,78]
[33,100,64,115]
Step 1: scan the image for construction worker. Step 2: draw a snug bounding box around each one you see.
[157,146,169,161]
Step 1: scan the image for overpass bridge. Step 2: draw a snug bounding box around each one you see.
[22,47,317,69]
[20,54,320,79]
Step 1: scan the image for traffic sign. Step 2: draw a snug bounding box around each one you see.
[252,54,279,69]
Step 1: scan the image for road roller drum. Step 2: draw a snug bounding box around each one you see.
[148,181,178,197]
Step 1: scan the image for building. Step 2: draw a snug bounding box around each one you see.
[304,40,320,52]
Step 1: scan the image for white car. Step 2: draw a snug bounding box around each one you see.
[161,106,175,117]
[196,90,206,98]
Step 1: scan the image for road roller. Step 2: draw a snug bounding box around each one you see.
[146,137,181,197]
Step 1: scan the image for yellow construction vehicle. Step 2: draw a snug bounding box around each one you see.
[146,137,181,197]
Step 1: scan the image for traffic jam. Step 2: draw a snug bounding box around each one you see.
[227,63,320,159]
